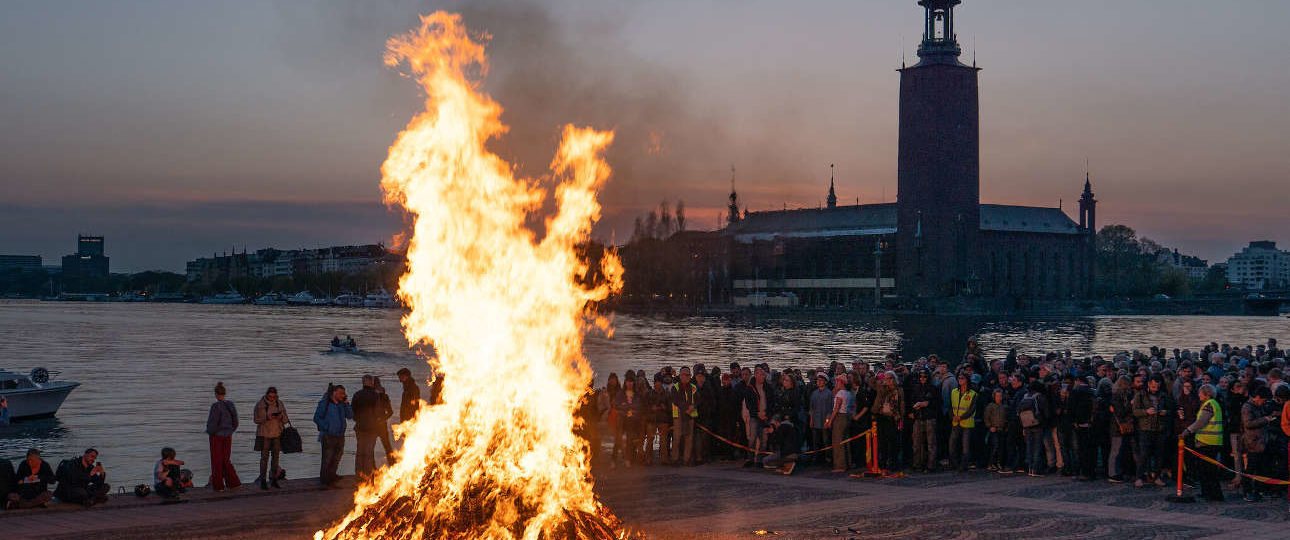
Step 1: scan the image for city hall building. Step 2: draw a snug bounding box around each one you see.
[725,0,1096,308]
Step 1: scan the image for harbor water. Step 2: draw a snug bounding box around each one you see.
[1,300,1286,486]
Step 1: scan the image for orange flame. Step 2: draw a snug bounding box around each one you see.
[317,12,623,540]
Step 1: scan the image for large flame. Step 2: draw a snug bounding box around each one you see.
[318,12,623,540]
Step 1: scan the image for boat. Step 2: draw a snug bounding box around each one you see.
[253,293,288,306]
[364,290,397,308]
[286,291,316,306]
[329,343,360,353]
[0,368,79,420]
[309,296,332,306]
[332,293,365,307]
[200,290,247,305]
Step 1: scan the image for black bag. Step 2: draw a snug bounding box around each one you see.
[253,436,265,452]
[281,425,303,454]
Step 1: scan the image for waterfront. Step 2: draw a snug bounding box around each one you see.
[1,300,1287,486]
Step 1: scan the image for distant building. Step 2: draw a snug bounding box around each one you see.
[0,255,42,272]
[1226,241,1290,290]
[723,0,1094,307]
[185,243,399,286]
[1158,249,1209,281]
[61,235,110,279]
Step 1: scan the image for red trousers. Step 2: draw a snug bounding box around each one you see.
[209,435,242,490]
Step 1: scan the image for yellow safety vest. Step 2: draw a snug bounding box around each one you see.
[951,388,977,428]
[1195,398,1223,447]
[672,383,698,418]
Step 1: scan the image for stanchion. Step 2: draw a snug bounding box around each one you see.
[860,419,882,477]
[1166,436,1195,503]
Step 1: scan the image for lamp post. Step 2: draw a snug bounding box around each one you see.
[873,238,887,310]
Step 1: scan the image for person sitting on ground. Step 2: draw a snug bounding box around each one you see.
[9,449,54,509]
[154,447,186,501]
[54,448,110,507]
[762,414,801,475]
[0,455,14,509]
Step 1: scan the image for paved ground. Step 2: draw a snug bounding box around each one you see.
[1,465,1285,539]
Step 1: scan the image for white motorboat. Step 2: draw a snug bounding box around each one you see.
[364,290,397,308]
[0,368,79,420]
[309,297,332,306]
[201,290,247,304]
[253,293,288,306]
[332,293,365,307]
[287,291,316,305]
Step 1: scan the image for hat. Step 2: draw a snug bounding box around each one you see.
[970,374,982,385]
[816,373,829,380]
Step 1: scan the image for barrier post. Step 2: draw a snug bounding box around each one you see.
[1166,436,1195,503]
[860,419,882,477]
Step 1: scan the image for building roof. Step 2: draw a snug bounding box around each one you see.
[979,204,1081,235]
[724,202,1080,242]
[726,204,897,243]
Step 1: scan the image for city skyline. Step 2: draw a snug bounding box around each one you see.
[2,0,1288,272]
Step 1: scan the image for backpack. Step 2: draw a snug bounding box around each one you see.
[1019,394,1040,428]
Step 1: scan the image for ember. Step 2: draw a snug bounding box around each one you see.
[316,11,626,540]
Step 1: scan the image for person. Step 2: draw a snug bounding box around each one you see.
[373,377,396,464]
[615,378,643,467]
[396,368,422,423]
[154,447,186,501]
[1020,381,1048,477]
[0,455,13,509]
[1181,384,1225,502]
[1240,386,1275,502]
[670,367,699,466]
[949,373,978,471]
[331,335,341,348]
[253,386,290,490]
[54,448,109,507]
[205,382,241,491]
[741,368,774,467]
[808,374,833,466]
[873,371,905,472]
[908,369,940,473]
[694,369,718,464]
[314,384,354,487]
[1132,375,1172,488]
[985,389,1007,472]
[1070,375,1097,481]
[345,335,356,349]
[9,449,54,509]
[0,396,9,426]
[824,375,851,473]
[762,414,801,475]
[350,375,381,478]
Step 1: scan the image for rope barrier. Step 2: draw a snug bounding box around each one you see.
[693,423,874,457]
[1181,441,1290,486]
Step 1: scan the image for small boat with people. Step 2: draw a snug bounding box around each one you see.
[200,290,247,304]
[329,335,359,353]
[0,368,79,420]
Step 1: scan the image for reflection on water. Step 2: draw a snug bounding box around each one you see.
[0,300,1286,486]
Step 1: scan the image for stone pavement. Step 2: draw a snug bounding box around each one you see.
[1,465,1285,538]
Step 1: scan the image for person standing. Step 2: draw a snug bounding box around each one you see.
[874,372,905,472]
[1240,386,1276,502]
[1070,376,1097,481]
[396,368,422,423]
[1181,384,1226,502]
[670,367,699,466]
[374,377,396,465]
[313,384,353,487]
[908,369,940,473]
[808,374,834,466]
[949,373,978,471]
[824,375,852,473]
[253,386,289,490]
[1132,375,1173,488]
[350,375,381,478]
[205,382,241,492]
[694,370,718,464]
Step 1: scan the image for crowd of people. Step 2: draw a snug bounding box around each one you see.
[584,338,1290,507]
[0,367,437,510]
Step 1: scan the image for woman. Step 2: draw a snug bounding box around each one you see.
[253,386,290,490]
[600,373,623,466]
[1107,376,1134,482]
[615,378,643,467]
[824,375,852,473]
[205,382,242,491]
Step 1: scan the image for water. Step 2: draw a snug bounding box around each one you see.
[1,300,1286,486]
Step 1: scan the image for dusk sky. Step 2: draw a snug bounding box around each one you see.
[3,0,1288,272]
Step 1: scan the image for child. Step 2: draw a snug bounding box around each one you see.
[984,389,1008,471]
[154,447,188,500]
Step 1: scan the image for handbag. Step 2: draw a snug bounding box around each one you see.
[1116,418,1135,435]
[281,424,303,454]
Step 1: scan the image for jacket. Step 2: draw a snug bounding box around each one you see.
[54,458,104,500]
[908,382,940,421]
[313,396,354,439]
[205,399,238,437]
[873,383,905,421]
[614,390,643,425]
[1242,400,1271,454]
[1132,390,1172,432]
[14,459,55,499]
[809,387,833,429]
[769,420,802,457]
[695,380,718,426]
[253,397,289,438]
[671,382,699,419]
[985,402,1007,430]
[350,386,386,434]
[771,385,802,420]
[1069,385,1095,426]
[742,380,775,420]
[400,378,422,422]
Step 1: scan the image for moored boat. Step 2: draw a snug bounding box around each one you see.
[201,290,247,304]
[0,368,79,420]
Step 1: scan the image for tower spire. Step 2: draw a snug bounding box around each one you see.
[826,163,838,208]
[727,165,741,226]
[916,0,964,65]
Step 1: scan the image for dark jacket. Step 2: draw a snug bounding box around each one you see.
[694,380,718,426]
[0,458,13,501]
[205,399,238,437]
[769,420,802,457]
[614,390,643,425]
[1132,390,1174,433]
[399,378,421,422]
[1242,400,1272,454]
[771,384,802,420]
[14,459,55,499]
[350,386,383,434]
[907,382,940,421]
[1069,385,1095,426]
[742,380,775,420]
[54,458,104,500]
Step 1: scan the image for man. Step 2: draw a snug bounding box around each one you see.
[873,371,905,472]
[908,369,940,472]
[1182,384,1226,502]
[1132,375,1173,488]
[741,368,774,467]
[670,367,699,465]
[693,369,718,464]
[808,373,833,466]
[949,373,978,471]
[1070,375,1097,481]
[397,368,422,423]
[313,384,354,487]
[8,449,54,509]
[54,448,109,507]
[350,375,382,478]
[762,414,801,475]
[1239,386,1275,502]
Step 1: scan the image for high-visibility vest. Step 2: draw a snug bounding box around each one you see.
[672,383,698,418]
[1195,398,1223,447]
[951,388,976,428]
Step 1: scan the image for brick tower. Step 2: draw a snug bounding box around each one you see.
[896,0,981,298]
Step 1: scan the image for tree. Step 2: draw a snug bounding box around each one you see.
[1095,224,1164,298]
[658,201,673,239]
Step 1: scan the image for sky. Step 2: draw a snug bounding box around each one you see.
[2,0,1287,272]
